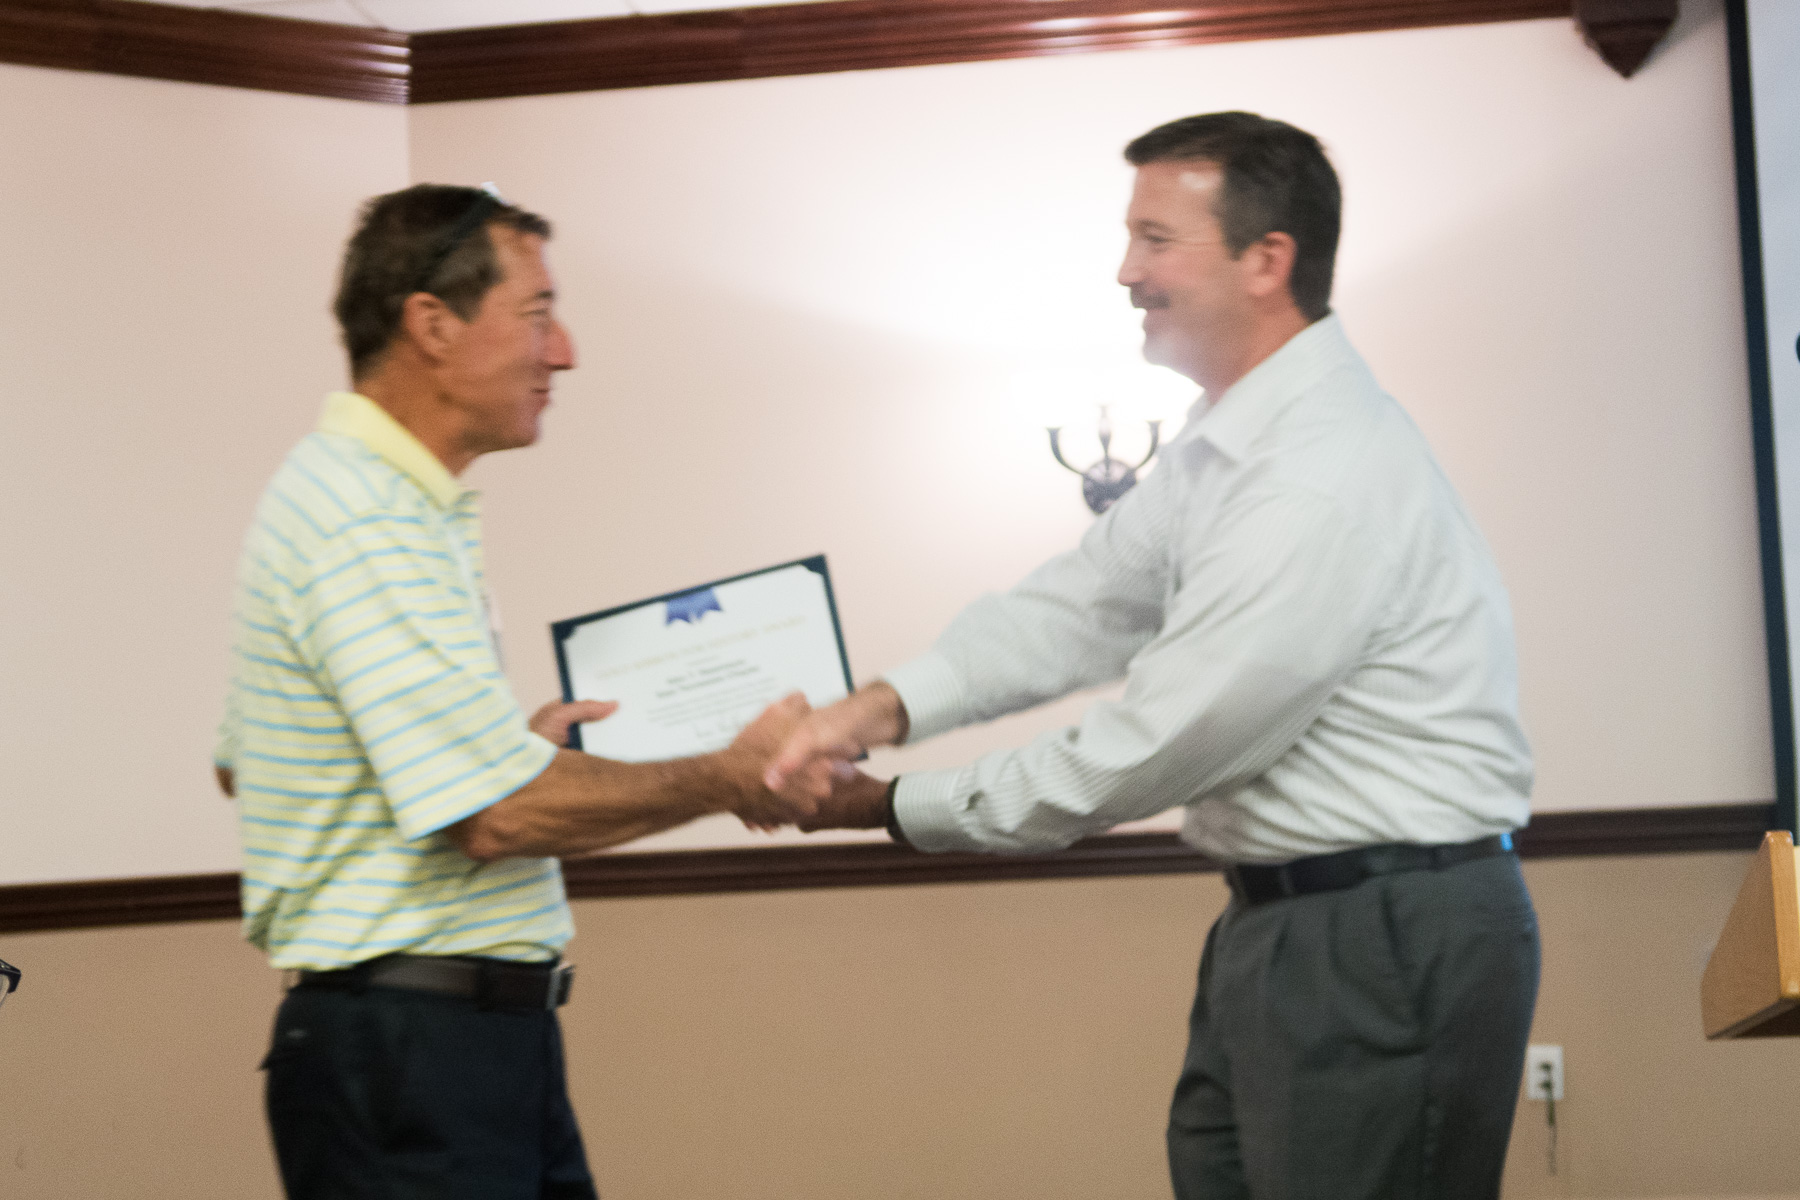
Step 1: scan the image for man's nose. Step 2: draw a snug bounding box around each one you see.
[549,320,576,371]
[1117,244,1144,288]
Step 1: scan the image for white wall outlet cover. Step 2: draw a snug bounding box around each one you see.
[1524,1044,1565,1101]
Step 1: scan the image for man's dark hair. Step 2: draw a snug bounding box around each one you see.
[1124,112,1340,321]
[334,184,553,380]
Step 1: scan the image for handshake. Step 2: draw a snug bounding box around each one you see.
[526,681,913,838]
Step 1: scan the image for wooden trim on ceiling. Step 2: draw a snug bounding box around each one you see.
[409,0,1571,104]
[0,0,407,103]
[0,0,1571,105]
[0,803,1774,935]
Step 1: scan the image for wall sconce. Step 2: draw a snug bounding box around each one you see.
[1048,405,1161,514]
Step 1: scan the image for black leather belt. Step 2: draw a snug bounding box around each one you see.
[1224,833,1515,906]
[294,955,574,1011]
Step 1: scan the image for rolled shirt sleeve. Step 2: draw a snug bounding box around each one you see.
[890,487,1386,854]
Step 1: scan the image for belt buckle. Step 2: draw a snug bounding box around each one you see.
[549,964,575,1009]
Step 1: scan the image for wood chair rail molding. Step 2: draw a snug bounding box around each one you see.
[0,803,1775,934]
[0,0,1641,105]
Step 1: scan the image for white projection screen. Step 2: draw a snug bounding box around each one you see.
[1730,0,1800,833]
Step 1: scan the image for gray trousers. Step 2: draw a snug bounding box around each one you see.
[1168,852,1540,1200]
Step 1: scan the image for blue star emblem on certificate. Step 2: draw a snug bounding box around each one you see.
[664,587,723,625]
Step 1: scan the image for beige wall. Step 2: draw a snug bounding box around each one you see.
[0,63,408,885]
[416,0,1764,847]
[3,7,1794,1199]
[0,0,1773,881]
[4,854,1799,1198]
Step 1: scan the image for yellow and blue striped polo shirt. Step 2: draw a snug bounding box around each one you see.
[216,392,568,970]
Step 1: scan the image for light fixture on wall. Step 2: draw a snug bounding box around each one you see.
[1048,405,1161,515]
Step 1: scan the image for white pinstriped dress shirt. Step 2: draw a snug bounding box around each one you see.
[884,315,1533,865]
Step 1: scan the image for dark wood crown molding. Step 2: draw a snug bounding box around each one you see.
[407,0,1570,103]
[0,0,1585,106]
[0,803,1775,935]
[0,0,406,102]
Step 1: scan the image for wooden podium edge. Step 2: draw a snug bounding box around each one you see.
[1701,830,1800,1038]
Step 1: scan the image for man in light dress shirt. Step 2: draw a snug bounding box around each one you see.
[767,112,1540,1199]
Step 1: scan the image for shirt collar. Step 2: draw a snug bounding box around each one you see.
[1182,313,1358,463]
[318,392,468,509]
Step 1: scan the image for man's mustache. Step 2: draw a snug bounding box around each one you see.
[1130,288,1170,310]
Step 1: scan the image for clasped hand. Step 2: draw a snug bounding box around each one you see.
[529,687,897,832]
[760,682,909,832]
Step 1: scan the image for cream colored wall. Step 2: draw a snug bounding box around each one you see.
[0,0,1769,880]
[408,0,1768,858]
[0,9,1790,1197]
[0,63,409,885]
[4,855,1798,1198]
[0,10,1792,1200]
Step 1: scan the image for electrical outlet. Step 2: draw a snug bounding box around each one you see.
[1524,1044,1564,1101]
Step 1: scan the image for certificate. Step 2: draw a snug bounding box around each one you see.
[551,556,854,760]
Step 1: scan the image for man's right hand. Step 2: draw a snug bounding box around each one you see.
[717,692,818,828]
[763,682,909,807]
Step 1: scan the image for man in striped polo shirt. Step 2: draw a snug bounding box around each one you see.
[215,185,811,1199]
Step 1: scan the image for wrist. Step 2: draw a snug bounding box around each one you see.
[860,681,910,747]
[684,750,744,817]
[883,777,909,846]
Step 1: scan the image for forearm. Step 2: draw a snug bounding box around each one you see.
[451,691,810,862]
[892,720,1184,855]
[904,518,1167,740]
[449,749,737,862]
[895,642,1350,855]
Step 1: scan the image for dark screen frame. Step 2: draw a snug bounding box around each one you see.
[1726,0,1796,834]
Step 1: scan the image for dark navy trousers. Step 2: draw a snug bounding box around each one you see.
[262,983,598,1200]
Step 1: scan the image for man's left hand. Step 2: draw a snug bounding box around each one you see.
[794,769,892,833]
[530,699,619,748]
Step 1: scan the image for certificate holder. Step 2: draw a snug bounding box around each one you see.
[550,556,854,760]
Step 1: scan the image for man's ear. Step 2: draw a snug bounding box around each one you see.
[1243,231,1299,304]
[398,291,463,365]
